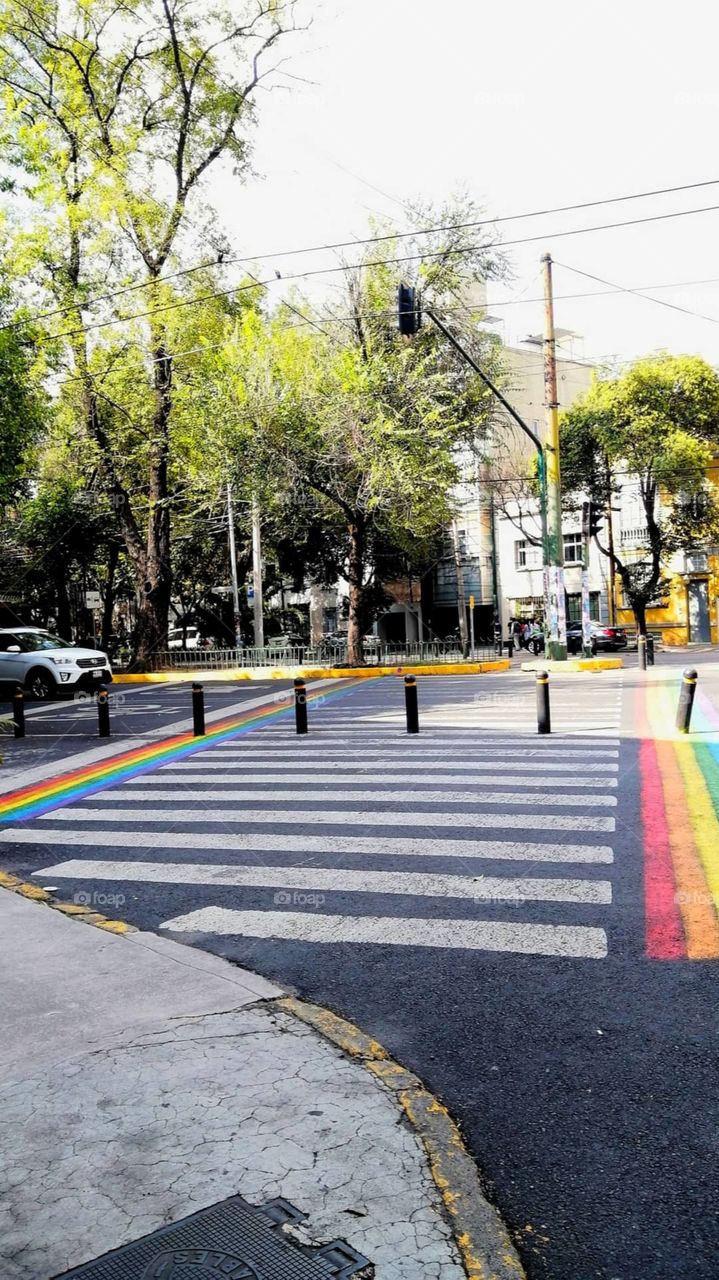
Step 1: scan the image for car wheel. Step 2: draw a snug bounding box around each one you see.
[25,667,56,701]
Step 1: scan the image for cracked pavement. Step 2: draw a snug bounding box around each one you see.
[0,889,466,1280]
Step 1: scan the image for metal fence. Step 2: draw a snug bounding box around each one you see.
[151,640,497,671]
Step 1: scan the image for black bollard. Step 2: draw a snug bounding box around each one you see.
[646,635,655,667]
[192,682,205,736]
[536,670,551,735]
[404,674,419,734]
[97,685,110,738]
[637,634,647,671]
[507,639,514,659]
[13,688,25,739]
[676,667,698,735]
[294,677,308,735]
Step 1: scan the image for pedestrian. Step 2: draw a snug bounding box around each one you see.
[510,617,522,649]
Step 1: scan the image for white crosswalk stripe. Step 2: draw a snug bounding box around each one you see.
[13,672,624,960]
[39,806,615,831]
[92,786,617,807]
[161,758,620,772]
[14,828,614,863]
[124,772,618,788]
[33,859,613,905]
[154,907,609,960]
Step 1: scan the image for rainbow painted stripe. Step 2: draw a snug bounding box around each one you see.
[640,680,719,960]
[0,679,364,827]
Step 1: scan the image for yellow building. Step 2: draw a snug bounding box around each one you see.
[614,462,719,645]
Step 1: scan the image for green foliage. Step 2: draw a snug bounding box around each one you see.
[560,353,719,629]
[0,301,48,513]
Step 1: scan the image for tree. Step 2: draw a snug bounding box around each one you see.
[0,296,48,515]
[560,354,719,636]
[211,200,506,664]
[0,0,299,665]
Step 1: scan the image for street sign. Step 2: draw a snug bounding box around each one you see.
[469,594,475,609]
[85,591,102,610]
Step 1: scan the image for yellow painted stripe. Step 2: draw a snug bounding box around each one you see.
[655,741,719,958]
[674,741,719,922]
[114,660,511,684]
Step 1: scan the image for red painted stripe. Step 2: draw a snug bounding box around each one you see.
[640,736,685,959]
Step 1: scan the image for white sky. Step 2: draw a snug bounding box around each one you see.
[208,0,719,370]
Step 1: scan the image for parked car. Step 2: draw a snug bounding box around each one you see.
[566,622,628,654]
[0,628,112,700]
[168,625,200,650]
[265,634,305,652]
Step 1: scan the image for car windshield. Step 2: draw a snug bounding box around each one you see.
[15,631,72,652]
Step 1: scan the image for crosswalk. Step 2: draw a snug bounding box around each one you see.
[5,672,624,962]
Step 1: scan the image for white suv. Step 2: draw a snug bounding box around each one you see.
[0,628,113,700]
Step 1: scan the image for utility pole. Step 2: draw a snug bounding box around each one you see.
[451,519,470,655]
[605,483,617,625]
[226,482,243,650]
[251,496,264,648]
[541,254,567,660]
[581,501,593,658]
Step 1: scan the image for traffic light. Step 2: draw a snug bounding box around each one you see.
[398,283,421,336]
[582,500,603,538]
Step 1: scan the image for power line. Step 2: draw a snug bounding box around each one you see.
[555,261,719,327]
[22,201,719,345]
[7,178,719,334]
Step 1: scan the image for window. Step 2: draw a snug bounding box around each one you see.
[686,551,708,572]
[15,631,70,652]
[515,539,542,570]
[566,593,600,623]
[563,532,584,564]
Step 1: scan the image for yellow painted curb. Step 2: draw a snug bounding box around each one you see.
[115,660,511,684]
[0,874,138,932]
[520,657,623,673]
[278,996,525,1280]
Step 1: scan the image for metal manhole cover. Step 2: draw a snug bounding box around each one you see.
[52,1195,372,1280]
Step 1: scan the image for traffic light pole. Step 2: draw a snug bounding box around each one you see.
[423,306,550,619]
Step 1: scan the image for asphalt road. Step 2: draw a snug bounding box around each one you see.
[0,678,295,776]
[1,666,717,1279]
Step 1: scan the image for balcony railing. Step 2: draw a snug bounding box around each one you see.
[620,526,650,547]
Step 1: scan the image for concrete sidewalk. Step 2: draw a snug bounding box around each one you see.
[0,888,523,1280]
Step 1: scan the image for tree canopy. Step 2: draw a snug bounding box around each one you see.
[560,353,719,633]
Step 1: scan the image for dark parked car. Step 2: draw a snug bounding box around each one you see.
[566,622,627,654]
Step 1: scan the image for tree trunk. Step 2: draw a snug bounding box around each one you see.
[101,541,119,652]
[346,517,365,666]
[633,599,647,638]
[132,337,173,669]
[54,569,72,640]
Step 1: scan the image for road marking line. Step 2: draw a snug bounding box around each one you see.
[3,827,614,862]
[86,786,618,808]
[206,745,620,758]
[38,807,615,831]
[159,906,609,959]
[159,759,621,773]
[33,859,613,905]
[124,771,618,788]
